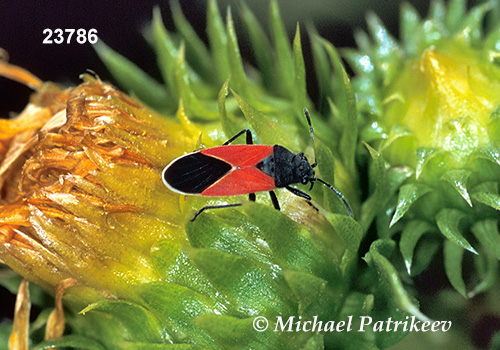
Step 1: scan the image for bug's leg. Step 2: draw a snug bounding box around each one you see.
[223,129,253,145]
[285,186,318,211]
[306,201,319,212]
[191,203,242,222]
[268,191,280,210]
[249,193,256,202]
[285,186,312,200]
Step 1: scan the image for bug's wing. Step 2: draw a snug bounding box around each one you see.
[200,145,276,196]
[163,152,231,194]
[201,145,273,167]
[201,166,276,196]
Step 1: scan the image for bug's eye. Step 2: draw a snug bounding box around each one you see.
[302,179,308,185]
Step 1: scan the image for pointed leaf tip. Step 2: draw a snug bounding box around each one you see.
[415,148,440,179]
[436,208,478,254]
[390,184,431,227]
[363,142,380,159]
[441,170,473,207]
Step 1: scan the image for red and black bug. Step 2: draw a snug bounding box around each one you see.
[163,109,353,221]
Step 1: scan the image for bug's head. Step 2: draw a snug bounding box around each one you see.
[294,152,315,185]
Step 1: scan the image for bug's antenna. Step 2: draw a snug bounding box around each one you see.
[312,178,353,218]
[303,109,317,168]
[303,109,352,216]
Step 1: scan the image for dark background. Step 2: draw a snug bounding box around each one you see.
[0,0,432,116]
[0,0,432,322]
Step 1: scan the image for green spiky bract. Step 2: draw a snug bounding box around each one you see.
[347,0,500,302]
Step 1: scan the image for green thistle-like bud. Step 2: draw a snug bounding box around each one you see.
[348,0,500,297]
